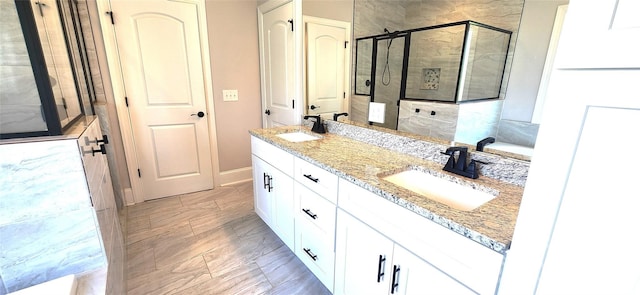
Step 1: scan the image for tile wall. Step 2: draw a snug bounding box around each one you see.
[0,139,105,293]
[0,0,48,134]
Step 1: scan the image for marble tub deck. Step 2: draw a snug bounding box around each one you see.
[250,126,524,253]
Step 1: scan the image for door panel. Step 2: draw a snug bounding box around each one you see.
[306,22,346,115]
[150,124,199,178]
[110,0,213,200]
[259,1,296,127]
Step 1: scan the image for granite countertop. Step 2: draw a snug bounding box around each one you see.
[250,126,524,254]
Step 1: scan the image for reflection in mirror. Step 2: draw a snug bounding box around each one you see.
[354,37,372,95]
[372,34,405,129]
[0,0,97,139]
[404,21,511,102]
[346,0,570,160]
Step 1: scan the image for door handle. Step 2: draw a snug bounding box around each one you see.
[191,111,205,118]
[303,248,318,261]
[265,109,271,115]
[309,105,319,110]
[391,265,400,294]
[377,254,386,283]
[303,174,318,183]
[302,208,318,220]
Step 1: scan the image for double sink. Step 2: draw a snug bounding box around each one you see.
[276,131,498,212]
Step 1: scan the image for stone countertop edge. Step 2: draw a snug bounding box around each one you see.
[249,126,524,254]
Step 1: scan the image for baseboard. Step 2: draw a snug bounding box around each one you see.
[123,188,135,206]
[219,167,253,186]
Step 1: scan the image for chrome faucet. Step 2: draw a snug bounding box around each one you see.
[442,146,479,179]
[303,115,326,134]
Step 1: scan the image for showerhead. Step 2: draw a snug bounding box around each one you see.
[384,28,400,38]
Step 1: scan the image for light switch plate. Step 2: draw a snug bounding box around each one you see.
[368,102,386,123]
[223,89,238,101]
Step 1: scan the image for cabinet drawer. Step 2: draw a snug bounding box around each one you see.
[338,179,503,295]
[294,157,338,203]
[295,182,336,245]
[295,222,335,291]
[251,136,294,176]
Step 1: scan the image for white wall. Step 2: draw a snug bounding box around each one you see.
[502,0,569,122]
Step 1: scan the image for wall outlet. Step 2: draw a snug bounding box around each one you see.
[223,89,238,101]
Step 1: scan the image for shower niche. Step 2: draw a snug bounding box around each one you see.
[354,20,511,131]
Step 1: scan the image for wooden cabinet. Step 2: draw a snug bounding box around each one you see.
[251,137,295,250]
[335,210,474,295]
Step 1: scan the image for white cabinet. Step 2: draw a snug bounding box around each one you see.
[251,137,295,250]
[335,210,474,295]
[250,137,503,295]
[334,209,394,295]
[292,157,339,291]
[336,179,502,295]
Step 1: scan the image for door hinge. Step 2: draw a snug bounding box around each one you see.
[125,97,129,107]
[292,99,295,109]
[287,19,294,31]
[343,92,346,99]
[106,11,115,25]
[345,41,348,49]
[137,169,141,178]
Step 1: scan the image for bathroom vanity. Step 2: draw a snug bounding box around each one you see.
[250,122,524,294]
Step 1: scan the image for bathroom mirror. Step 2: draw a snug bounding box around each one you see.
[345,0,570,160]
[1,0,97,139]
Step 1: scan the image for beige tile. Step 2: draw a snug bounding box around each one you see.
[127,197,183,219]
[126,215,150,236]
[125,186,328,295]
[179,262,272,295]
[153,226,235,269]
[126,255,211,295]
[179,190,221,209]
[127,221,193,254]
[126,247,156,279]
[148,206,218,230]
[256,244,307,286]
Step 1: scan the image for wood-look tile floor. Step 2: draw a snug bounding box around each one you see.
[124,181,331,295]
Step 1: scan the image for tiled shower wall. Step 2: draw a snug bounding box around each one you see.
[351,0,525,138]
[0,0,47,134]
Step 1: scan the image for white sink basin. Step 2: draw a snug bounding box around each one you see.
[276,132,321,142]
[382,169,498,211]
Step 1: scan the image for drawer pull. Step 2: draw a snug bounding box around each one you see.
[303,174,319,183]
[302,208,318,219]
[391,265,401,294]
[377,254,386,282]
[303,248,318,261]
[263,173,273,192]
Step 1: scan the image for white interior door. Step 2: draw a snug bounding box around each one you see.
[258,0,298,127]
[305,19,349,116]
[109,0,213,200]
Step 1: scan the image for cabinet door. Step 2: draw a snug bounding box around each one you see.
[251,155,295,250]
[269,165,294,250]
[252,155,272,224]
[392,246,474,295]
[335,210,394,295]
